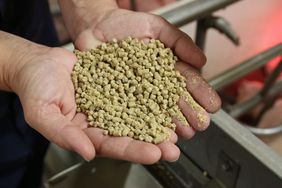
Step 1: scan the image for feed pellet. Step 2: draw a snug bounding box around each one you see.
[71,37,200,144]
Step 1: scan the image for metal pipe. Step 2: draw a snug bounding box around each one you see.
[153,0,241,27]
[228,80,282,118]
[195,16,240,51]
[254,59,282,124]
[130,0,137,11]
[206,16,240,45]
[243,124,282,136]
[209,43,282,90]
[260,58,282,96]
[254,96,276,126]
[228,95,261,117]
[195,18,208,50]
[44,162,84,187]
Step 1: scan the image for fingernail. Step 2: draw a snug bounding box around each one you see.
[167,156,179,163]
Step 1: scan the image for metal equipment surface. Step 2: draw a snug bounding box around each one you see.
[147,110,282,188]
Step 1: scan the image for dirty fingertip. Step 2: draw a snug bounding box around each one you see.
[172,117,195,139]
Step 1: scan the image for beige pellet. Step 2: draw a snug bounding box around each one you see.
[71,37,193,144]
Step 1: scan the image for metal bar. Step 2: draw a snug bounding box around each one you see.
[228,80,282,118]
[228,95,261,117]
[195,18,208,50]
[130,0,137,11]
[260,58,282,96]
[153,0,241,27]
[195,15,240,51]
[209,43,282,90]
[251,58,282,124]
[243,124,282,136]
[44,162,84,187]
[254,95,277,126]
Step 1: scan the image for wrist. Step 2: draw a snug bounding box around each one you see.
[12,44,49,95]
[0,31,49,92]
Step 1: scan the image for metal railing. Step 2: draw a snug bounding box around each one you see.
[153,0,240,27]
[209,43,282,135]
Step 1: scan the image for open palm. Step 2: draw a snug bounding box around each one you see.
[73,9,221,162]
[18,9,221,164]
[16,46,179,163]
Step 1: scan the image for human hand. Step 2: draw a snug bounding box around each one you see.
[1,30,192,163]
[118,0,176,12]
[13,47,94,161]
[14,46,180,163]
[72,9,221,162]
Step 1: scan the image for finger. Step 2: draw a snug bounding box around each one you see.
[157,141,180,162]
[94,12,156,42]
[157,18,206,68]
[84,128,162,164]
[172,117,195,139]
[49,48,78,73]
[60,125,96,161]
[61,85,77,121]
[167,128,178,144]
[175,62,221,113]
[75,29,103,51]
[178,96,210,131]
[72,113,88,129]
[26,105,95,161]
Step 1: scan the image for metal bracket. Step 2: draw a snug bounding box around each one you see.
[195,15,239,51]
[216,151,240,188]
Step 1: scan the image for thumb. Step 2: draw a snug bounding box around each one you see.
[59,124,96,161]
[26,105,95,161]
[74,29,103,51]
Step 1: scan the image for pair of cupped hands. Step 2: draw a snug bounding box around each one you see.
[16,9,221,163]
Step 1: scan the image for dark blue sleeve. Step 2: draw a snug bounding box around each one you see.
[0,0,59,46]
[0,0,58,187]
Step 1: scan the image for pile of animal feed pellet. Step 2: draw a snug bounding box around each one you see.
[71,37,200,144]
